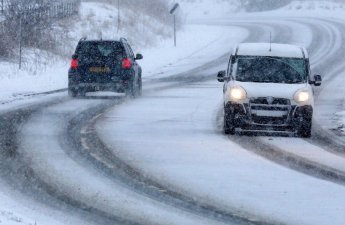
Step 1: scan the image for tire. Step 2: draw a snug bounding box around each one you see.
[297,116,312,138]
[125,83,135,98]
[224,106,235,135]
[68,88,77,98]
[79,91,86,98]
[137,79,142,97]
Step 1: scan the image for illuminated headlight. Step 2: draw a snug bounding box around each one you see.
[294,90,310,103]
[230,86,247,101]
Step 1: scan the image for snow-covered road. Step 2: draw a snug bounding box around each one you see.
[95,17,345,225]
[97,80,345,225]
[2,13,345,225]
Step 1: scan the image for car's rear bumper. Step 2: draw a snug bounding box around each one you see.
[69,82,130,92]
[68,70,133,92]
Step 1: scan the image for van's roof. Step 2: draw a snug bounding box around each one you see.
[235,43,307,59]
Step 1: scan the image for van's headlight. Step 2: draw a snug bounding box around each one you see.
[230,86,247,101]
[294,90,310,103]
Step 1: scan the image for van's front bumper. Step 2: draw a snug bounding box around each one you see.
[225,102,313,132]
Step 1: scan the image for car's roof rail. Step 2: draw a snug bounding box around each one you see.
[234,45,240,57]
[300,47,308,60]
[79,37,87,42]
[120,37,128,44]
[301,48,306,59]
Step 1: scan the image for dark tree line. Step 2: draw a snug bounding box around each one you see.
[0,0,80,58]
[240,0,292,12]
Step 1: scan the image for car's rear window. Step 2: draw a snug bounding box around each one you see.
[76,41,125,60]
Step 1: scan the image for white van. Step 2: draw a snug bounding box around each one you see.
[217,43,322,137]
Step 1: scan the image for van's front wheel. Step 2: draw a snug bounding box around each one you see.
[224,106,235,135]
[297,116,312,138]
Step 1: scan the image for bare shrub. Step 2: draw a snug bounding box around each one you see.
[0,0,80,58]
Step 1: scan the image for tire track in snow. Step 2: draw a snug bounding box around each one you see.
[66,102,283,225]
[0,98,137,225]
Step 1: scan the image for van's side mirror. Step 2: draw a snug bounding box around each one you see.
[135,53,143,60]
[217,70,226,82]
[314,74,322,86]
[72,54,78,59]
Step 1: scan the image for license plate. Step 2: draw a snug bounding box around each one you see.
[89,67,111,73]
[252,110,288,117]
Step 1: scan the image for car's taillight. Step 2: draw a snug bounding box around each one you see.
[71,59,78,69]
[122,58,131,69]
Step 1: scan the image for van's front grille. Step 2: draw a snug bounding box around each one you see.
[250,97,290,105]
[249,97,291,125]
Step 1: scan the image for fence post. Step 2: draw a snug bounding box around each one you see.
[19,14,22,70]
[117,0,120,33]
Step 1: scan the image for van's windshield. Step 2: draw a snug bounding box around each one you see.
[234,56,307,84]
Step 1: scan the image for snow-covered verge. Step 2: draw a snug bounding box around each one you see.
[0,53,68,104]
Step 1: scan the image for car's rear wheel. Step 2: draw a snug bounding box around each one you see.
[125,83,136,98]
[224,106,235,135]
[68,88,77,98]
[137,79,142,97]
[125,79,141,98]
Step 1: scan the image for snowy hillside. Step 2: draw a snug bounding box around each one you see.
[71,1,171,48]
[282,0,345,11]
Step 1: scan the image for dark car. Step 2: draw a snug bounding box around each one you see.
[68,37,143,97]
